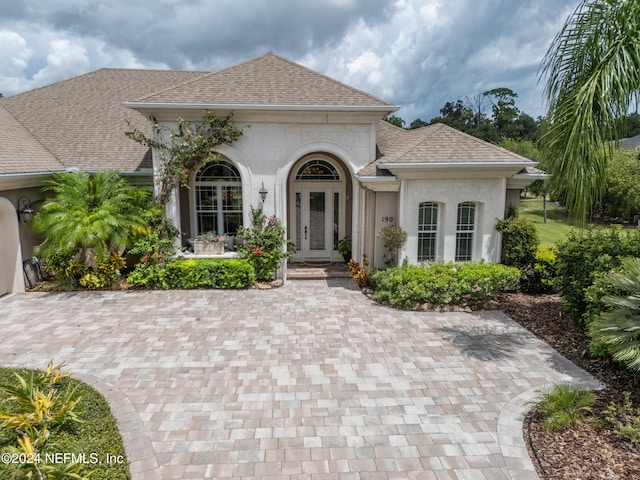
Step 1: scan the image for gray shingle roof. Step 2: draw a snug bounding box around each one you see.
[1,68,208,173]
[134,53,394,107]
[0,104,64,174]
[359,121,535,176]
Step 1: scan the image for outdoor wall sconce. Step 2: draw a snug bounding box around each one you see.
[16,196,34,223]
[259,182,268,203]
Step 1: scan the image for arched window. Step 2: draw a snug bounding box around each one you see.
[455,202,476,261]
[195,160,242,235]
[418,202,439,262]
[295,159,340,181]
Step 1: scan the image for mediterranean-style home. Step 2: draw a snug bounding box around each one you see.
[0,52,538,293]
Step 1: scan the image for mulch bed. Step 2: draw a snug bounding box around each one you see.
[494,293,640,480]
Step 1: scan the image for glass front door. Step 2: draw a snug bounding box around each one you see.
[295,187,336,259]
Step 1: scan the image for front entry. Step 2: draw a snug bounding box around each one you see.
[289,156,348,262]
[295,187,339,259]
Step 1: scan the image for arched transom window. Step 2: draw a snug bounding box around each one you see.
[195,160,242,235]
[295,159,340,181]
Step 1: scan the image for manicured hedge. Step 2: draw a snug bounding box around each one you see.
[127,258,255,289]
[370,262,521,310]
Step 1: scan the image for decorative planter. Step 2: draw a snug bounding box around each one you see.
[194,240,225,255]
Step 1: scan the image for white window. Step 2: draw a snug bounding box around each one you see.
[455,202,476,261]
[195,161,242,235]
[418,202,438,262]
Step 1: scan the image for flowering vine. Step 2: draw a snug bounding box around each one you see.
[126,111,244,206]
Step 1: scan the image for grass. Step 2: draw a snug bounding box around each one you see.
[518,197,582,246]
[0,367,130,480]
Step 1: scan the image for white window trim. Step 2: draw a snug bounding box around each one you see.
[417,201,439,262]
[455,201,476,262]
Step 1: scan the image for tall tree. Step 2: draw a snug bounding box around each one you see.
[540,0,640,222]
[464,93,489,129]
[483,88,521,139]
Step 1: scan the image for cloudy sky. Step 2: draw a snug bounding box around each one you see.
[1,0,578,123]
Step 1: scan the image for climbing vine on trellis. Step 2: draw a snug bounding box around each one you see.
[126,111,244,206]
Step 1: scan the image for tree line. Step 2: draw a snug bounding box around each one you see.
[386,88,640,146]
[385,87,640,222]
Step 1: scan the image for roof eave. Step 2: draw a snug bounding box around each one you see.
[508,172,547,189]
[123,102,399,113]
[377,161,535,169]
[0,172,55,190]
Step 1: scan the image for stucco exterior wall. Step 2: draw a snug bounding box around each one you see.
[399,178,505,264]
[0,197,25,294]
[156,117,377,264]
[373,192,399,268]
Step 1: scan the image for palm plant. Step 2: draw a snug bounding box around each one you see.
[539,0,640,222]
[32,171,150,267]
[590,257,640,372]
[537,383,596,432]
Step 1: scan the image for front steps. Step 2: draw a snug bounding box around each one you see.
[287,262,350,280]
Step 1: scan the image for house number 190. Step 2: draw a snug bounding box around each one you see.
[381,216,394,223]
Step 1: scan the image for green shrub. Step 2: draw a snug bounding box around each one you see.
[522,245,558,294]
[126,263,170,289]
[583,265,624,325]
[370,262,521,310]
[237,208,293,281]
[165,258,255,289]
[555,227,640,324]
[127,258,255,289]
[590,257,640,372]
[495,213,539,268]
[537,383,595,432]
[605,392,640,444]
[78,253,126,290]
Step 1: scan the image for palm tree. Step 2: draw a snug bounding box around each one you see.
[539,0,640,222]
[32,171,150,266]
[590,257,640,372]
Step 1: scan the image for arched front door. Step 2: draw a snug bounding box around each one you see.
[289,156,347,262]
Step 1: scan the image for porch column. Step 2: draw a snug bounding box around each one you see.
[165,187,181,247]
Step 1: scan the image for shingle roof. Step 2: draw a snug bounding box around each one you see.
[1,68,208,173]
[134,52,394,107]
[0,104,64,174]
[360,121,535,176]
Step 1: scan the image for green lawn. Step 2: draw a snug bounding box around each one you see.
[0,366,130,480]
[518,197,585,247]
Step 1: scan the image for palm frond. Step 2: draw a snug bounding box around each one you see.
[539,0,640,222]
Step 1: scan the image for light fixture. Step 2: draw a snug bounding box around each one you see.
[16,196,35,223]
[259,182,268,203]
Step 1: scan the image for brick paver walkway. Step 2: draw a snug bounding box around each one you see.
[0,279,599,479]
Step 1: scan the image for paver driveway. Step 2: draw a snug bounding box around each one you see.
[0,279,599,480]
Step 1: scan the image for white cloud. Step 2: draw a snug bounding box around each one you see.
[0,0,579,121]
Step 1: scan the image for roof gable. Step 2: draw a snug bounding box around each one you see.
[0,104,64,174]
[360,121,535,176]
[134,52,394,107]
